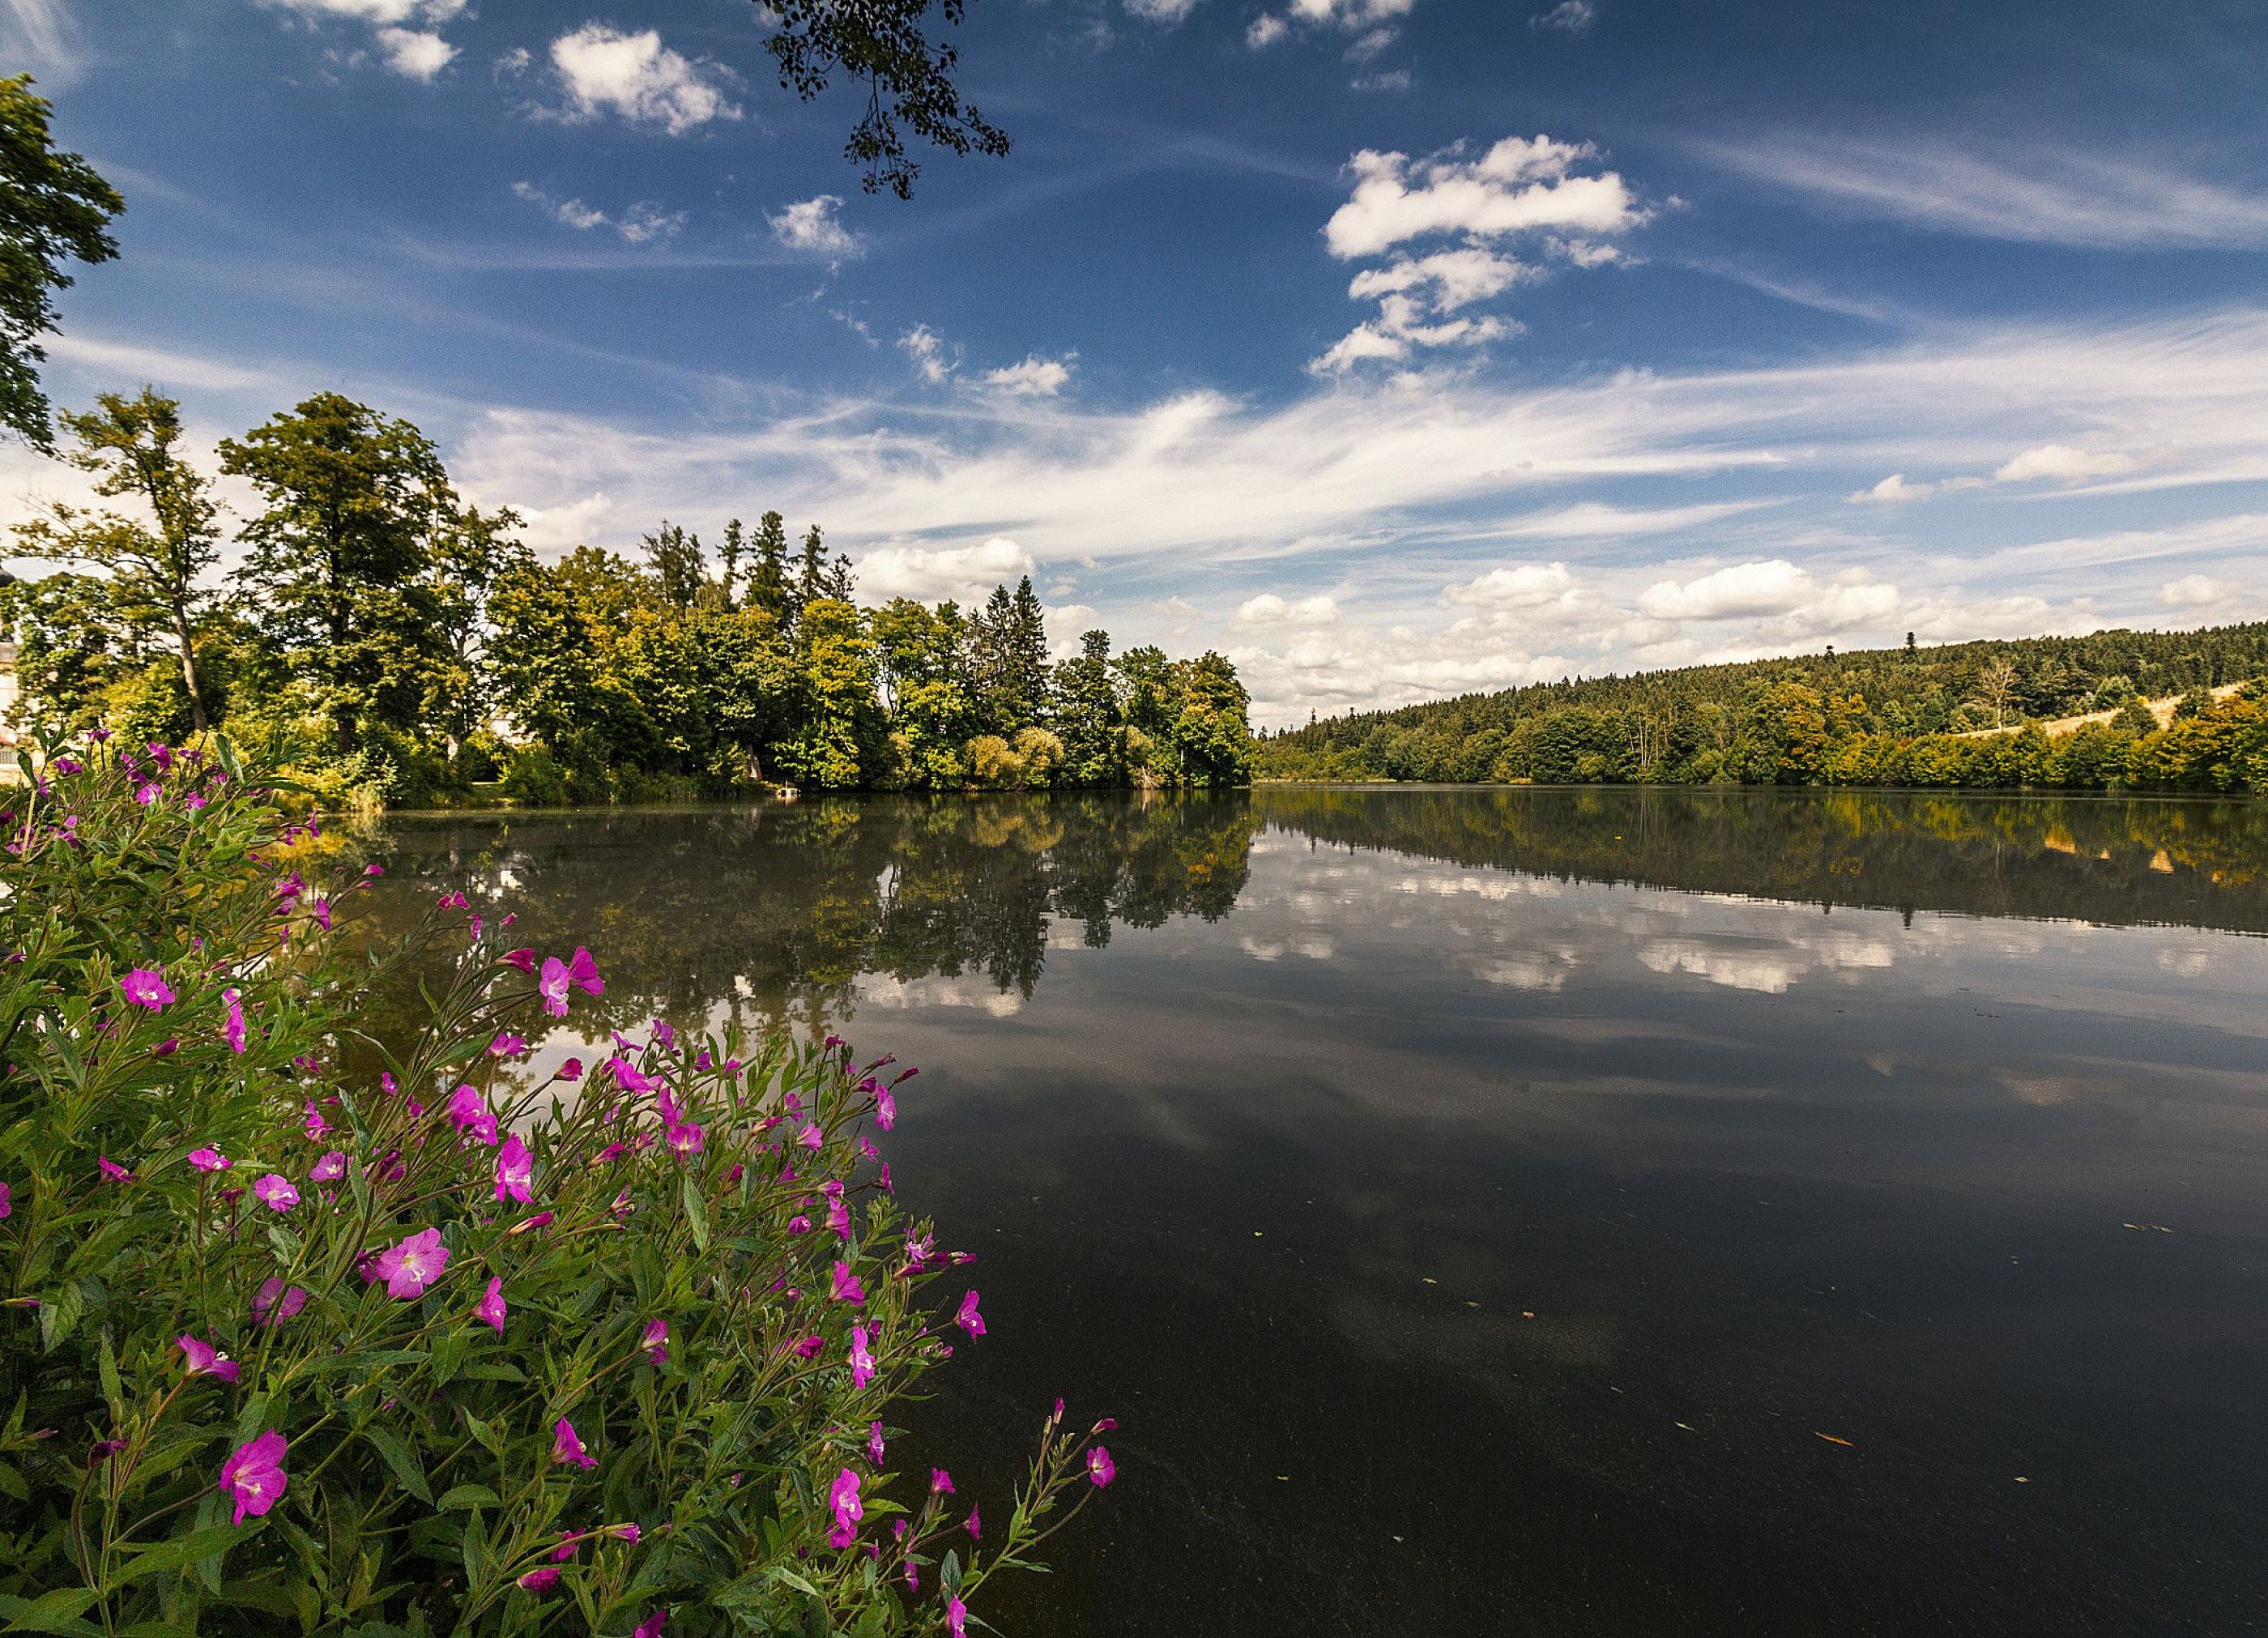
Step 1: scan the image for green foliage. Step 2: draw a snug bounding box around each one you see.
[220,394,458,757]
[0,75,122,447]
[1257,625,2268,795]
[758,0,1011,199]
[0,386,1253,802]
[12,388,224,730]
[0,740,1111,1633]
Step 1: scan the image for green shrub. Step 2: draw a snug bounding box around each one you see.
[0,736,1114,1634]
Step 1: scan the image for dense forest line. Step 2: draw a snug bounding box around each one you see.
[1256,625,2268,794]
[0,388,1254,805]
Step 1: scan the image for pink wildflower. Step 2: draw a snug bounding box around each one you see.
[177,1333,240,1382]
[955,1290,986,1337]
[120,968,173,1010]
[946,1594,967,1638]
[552,1417,597,1470]
[309,1150,346,1184]
[494,1133,534,1203]
[253,1174,299,1212]
[97,1156,133,1184]
[303,1100,329,1140]
[218,1431,288,1525]
[633,1612,667,1638]
[517,1568,560,1592]
[931,1468,954,1495]
[641,1320,669,1364]
[489,1032,527,1057]
[252,1278,307,1327]
[446,1084,498,1146]
[868,1420,885,1463]
[373,1228,450,1299]
[189,1147,230,1173]
[966,1504,982,1541]
[501,948,536,974]
[849,1323,876,1388]
[876,1086,896,1130]
[560,1057,584,1081]
[827,1467,863,1549]
[222,989,246,1053]
[793,1334,824,1360]
[829,1262,866,1306]
[1088,1445,1116,1486]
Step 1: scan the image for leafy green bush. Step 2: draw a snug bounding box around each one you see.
[0,736,1114,1634]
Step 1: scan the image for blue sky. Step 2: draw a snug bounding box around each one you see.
[4,0,2266,723]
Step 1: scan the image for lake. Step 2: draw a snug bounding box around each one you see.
[360,787,2268,1636]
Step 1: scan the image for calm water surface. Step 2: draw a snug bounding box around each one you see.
[362,788,2268,1636]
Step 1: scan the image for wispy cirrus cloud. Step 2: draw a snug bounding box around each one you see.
[1697,135,2268,250]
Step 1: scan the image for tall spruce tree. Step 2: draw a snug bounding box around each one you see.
[747,510,791,621]
[643,520,706,609]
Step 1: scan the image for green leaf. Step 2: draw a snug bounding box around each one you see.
[361,1427,433,1505]
[460,1508,490,1588]
[0,1586,102,1634]
[941,1550,962,1594]
[96,1331,122,1415]
[109,1525,244,1587]
[435,1484,499,1512]
[765,1568,821,1600]
[36,1283,83,1353]
[680,1173,710,1253]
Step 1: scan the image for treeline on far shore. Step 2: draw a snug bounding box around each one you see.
[2,388,1255,808]
[1256,625,2268,794]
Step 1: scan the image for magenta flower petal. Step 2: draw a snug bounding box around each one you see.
[517,1567,561,1592]
[828,1262,866,1306]
[189,1147,230,1173]
[476,1277,507,1335]
[253,1174,299,1212]
[309,1150,346,1184]
[218,1430,288,1525]
[373,1227,450,1300]
[849,1323,876,1388]
[552,1416,598,1470]
[177,1333,239,1381]
[446,1084,498,1146]
[221,989,246,1054]
[946,1594,967,1638]
[1087,1445,1116,1487]
[954,1290,986,1337]
[494,1133,534,1203]
[633,1611,667,1638]
[826,1466,863,1548]
[120,968,174,1010]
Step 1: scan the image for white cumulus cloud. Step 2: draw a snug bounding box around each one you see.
[548,23,741,134]
[855,537,1035,606]
[1849,472,1934,502]
[262,0,466,79]
[2159,574,2228,608]
[983,353,1076,396]
[1314,135,1647,371]
[1993,443,2138,483]
[897,324,957,384]
[768,195,863,258]
[1235,592,1342,628]
[1443,562,1577,609]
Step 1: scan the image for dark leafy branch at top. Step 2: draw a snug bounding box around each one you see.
[757,0,1012,199]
